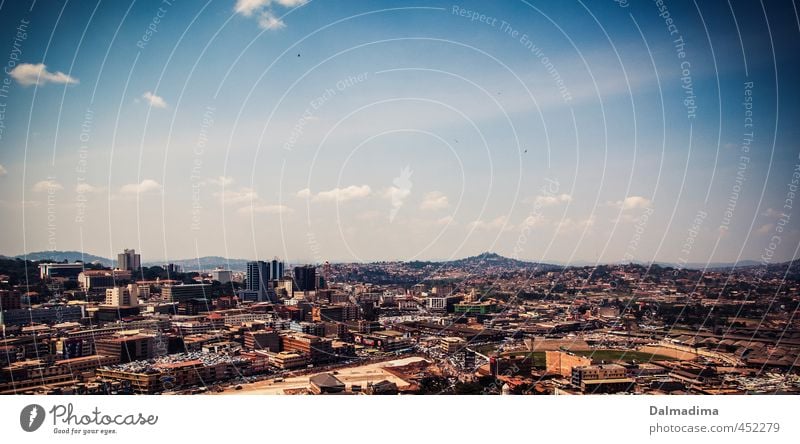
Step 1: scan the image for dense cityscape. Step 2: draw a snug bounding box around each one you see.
[1,249,798,395]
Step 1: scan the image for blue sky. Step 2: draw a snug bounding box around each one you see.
[0,0,798,265]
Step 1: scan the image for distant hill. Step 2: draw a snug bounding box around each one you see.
[443,252,560,270]
[142,256,251,272]
[8,251,254,271]
[15,250,113,266]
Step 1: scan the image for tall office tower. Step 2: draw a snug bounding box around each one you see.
[246,261,270,292]
[270,259,284,281]
[117,249,141,271]
[293,265,316,292]
[105,284,140,307]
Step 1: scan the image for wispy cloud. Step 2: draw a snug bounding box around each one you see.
[214,187,258,204]
[468,216,513,231]
[238,204,293,215]
[0,164,7,176]
[10,63,78,87]
[142,91,167,108]
[215,186,291,215]
[209,176,234,187]
[120,179,162,194]
[420,191,449,210]
[32,180,63,192]
[387,166,413,221]
[755,223,774,235]
[234,0,306,30]
[258,11,286,30]
[611,195,652,210]
[75,183,102,194]
[299,185,372,203]
[557,215,596,233]
[436,215,454,225]
[534,193,572,207]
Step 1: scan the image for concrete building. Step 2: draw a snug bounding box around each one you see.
[105,284,140,307]
[117,249,141,271]
[38,263,85,281]
[162,284,211,303]
[0,306,84,326]
[211,268,232,284]
[571,364,635,394]
[78,270,132,290]
[426,295,463,313]
[312,304,359,323]
[267,351,308,370]
[0,290,21,311]
[453,301,497,315]
[94,333,154,363]
[280,332,334,365]
[244,330,280,352]
[440,337,467,354]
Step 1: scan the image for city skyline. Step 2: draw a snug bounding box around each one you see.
[2,0,800,418]
[1,1,799,266]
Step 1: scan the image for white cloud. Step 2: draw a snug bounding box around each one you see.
[9,63,79,87]
[75,183,102,194]
[0,164,7,176]
[520,214,545,228]
[296,188,311,199]
[258,11,286,30]
[534,193,572,206]
[420,191,449,210]
[312,185,371,203]
[235,0,305,30]
[214,187,258,204]
[234,0,269,16]
[275,0,308,6]
[468,216,513,231]
[235,0,307,15]
[356,210,382,221]
[32,180,63,192]
[213,185,292,214]
[120,179,162,194]
[755,223,774,235]
[142,91,167,108]
[209,176,234,186]
[612,195,652,210]
[386,166,413,222]
[435,215,454,225]
[557,215,596,233]
[238,204,293,215]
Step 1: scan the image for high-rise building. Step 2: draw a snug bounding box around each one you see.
[117,249,141,271]
[105,284,140,307]
[246,261,270,292]
[293,265,316,292]
[270,259,284,280]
